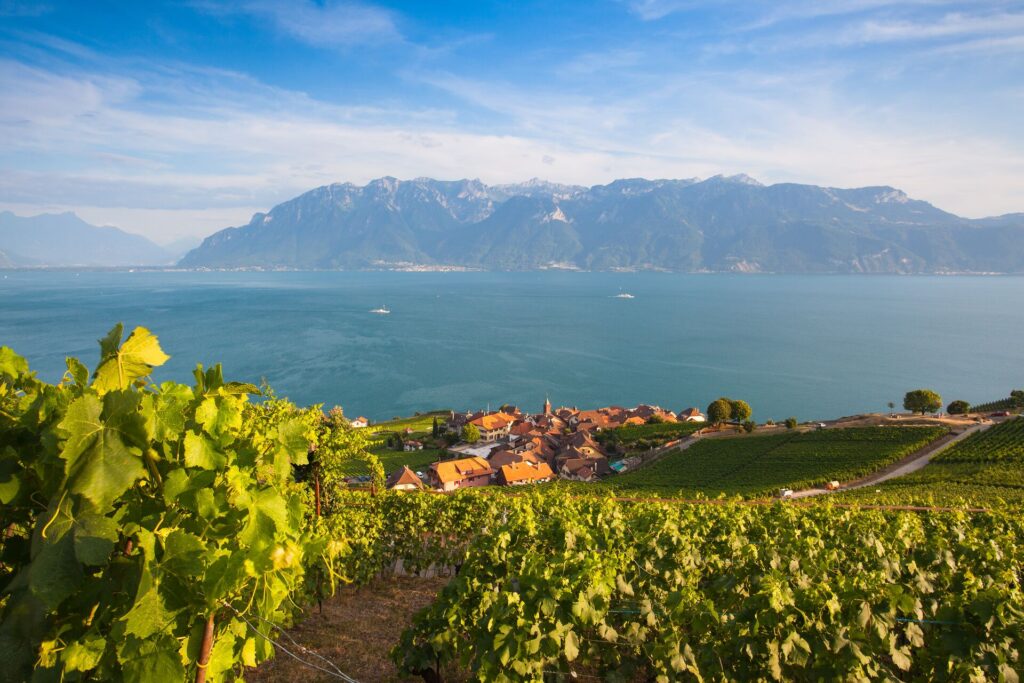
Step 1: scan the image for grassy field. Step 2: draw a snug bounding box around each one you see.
[367,411,449,436]
[836,418,1024,507]
[586,426,946,498]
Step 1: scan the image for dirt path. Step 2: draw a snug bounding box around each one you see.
[250,576,452,683]
[791,422,992,499]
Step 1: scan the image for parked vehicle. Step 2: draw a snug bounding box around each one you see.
[826,480,841,491]
[778,488,794,499]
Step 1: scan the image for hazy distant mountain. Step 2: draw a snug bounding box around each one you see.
[180,176,1024,273]
[161,235,205,262]
[0,212,171,267]
[0,249,16,268]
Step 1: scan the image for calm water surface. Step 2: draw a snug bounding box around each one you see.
[1,271,1022,421]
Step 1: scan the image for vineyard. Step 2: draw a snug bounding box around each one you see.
[2,329,1023,682]
[593,427,946,498]
[595,421,704,454]
[837,418,1024,507]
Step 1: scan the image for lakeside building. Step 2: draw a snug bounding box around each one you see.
[349,416,369,428]
[429,457,494,492]
[468,412,516,441]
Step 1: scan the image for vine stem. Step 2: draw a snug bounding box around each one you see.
[195,613,215,683]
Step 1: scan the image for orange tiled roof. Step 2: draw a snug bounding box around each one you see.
[500,461,554,483]
[386,465,424,489]
[431,457,494,484]
[470,412,516,431]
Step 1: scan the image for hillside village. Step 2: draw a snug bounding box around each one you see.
[364,398,708,492]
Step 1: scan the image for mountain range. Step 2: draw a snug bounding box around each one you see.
[0,211,172,267]
[179,176,1024,273]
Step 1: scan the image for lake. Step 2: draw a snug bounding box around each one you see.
[1,271,1022,421]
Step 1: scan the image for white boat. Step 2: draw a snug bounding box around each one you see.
[369,306,391,315]
[614,292,635,299]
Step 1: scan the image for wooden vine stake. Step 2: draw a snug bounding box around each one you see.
[195,613,215,683]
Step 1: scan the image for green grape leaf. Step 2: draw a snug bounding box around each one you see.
[123,584,175,640]
[65,357,90,388]
[119,634,185,683]
[564,630,579,662]
[195,397,242,437]
[0,346,29,380]
[277,418,310,465]
[62,635,106,673]
[0,454,22,504]
[28,532,83,609]
[92,326,169,394]
[58,393,146,511]
[161,529,207,576]
[184,431,226,470]
[73,513,119,566]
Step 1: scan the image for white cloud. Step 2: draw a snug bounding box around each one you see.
[195,0,400,47]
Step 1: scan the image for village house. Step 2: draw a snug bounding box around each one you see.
[386,466,425,491]
[497,460,555,486]
[469,412,516,442]
[403,440,424,451]
[678,407,707,423]
[429,457,494,492]
[349,416,369,428]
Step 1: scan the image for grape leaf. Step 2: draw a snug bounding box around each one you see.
[92,326,169,394]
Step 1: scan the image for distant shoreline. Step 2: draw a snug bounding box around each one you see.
[1,266,1020,276]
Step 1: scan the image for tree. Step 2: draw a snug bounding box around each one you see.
[432,416,440,437]
[730,399,752,423]
[947,400,971,415]
[742,420,756,434]
[461,423,480,443]
[1011,390,1024,409]
[785,417,798,430]
[904,389,942,415]
[707,398,732,425]
[887,402,896,413]
[646,414,666,424]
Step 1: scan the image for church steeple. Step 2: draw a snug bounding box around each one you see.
[543,394,552,416]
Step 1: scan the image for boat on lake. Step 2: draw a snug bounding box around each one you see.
[614,292,635,299]
[369,306,391,314]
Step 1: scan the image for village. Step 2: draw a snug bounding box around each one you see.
[349,398,709,492]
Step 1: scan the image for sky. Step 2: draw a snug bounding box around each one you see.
[1,0,1023,243]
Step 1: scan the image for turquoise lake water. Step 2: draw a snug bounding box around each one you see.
[1,271,1022,421]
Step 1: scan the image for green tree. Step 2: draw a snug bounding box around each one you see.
[646,414,666,424]
[432,416,439,437]
[707,398,732,425]
[1011,390,1024,409]
[888,401,896,413]
[904,389,942,415]
[785,417,798,429]
[730,399,752,423]
[461,423,480,444]
[947,400,971,415]
[742,420,756,434]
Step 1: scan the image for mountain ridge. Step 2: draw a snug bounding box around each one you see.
[0,211,172,267]
[175,175,1022,273]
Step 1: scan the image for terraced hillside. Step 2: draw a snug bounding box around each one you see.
[838,417,1024,506]
[589,426,945,498]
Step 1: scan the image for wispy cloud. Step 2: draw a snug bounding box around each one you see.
[194,0,400,47]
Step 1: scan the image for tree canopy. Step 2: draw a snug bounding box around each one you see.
[904,389,942,415]
[707,398,732,425]
[461,423,481,443]
[947,400,970,415]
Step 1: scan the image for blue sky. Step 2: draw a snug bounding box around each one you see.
[1,0,1022,242]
